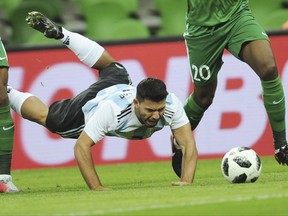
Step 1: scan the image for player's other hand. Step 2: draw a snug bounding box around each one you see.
[92,186,112,191]
[171,181,191,186]
[275,145,288,165]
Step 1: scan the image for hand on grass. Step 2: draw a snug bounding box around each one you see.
[171,181,191,186]
[92,186,112,191]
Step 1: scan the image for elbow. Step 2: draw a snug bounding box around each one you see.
[74,141,84,157]
[194,146,198,158]
[74,142,80,152]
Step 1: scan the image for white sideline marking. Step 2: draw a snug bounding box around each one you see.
[56,193,288,216]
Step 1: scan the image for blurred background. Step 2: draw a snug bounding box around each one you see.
[1,0,288,47]
[2,0,288,168]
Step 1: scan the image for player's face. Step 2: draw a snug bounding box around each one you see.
[134,98,166,127]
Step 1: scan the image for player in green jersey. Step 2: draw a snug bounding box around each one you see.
[179,0,288,165]
[0,39,20,193]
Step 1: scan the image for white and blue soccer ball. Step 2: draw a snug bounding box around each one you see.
[221,147,262,183]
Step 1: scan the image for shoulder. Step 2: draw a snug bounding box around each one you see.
[166,93,183,106]
[98,84,135,96]
[164,93,185,117]
[164,93,189,128]
[107,85,136,108]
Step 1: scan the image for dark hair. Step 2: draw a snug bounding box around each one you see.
[136,78,168,102]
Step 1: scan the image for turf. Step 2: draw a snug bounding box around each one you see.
[1,156,288,216]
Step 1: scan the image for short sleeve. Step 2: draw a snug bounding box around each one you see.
[83,103,116,143]
[169,94,189,130]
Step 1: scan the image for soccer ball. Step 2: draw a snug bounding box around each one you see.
[221,147,262,183]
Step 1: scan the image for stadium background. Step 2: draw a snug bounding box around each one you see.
[1,0,288,169]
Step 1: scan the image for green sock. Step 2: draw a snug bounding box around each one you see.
[0,105,14,174]
[184,93,206,130]
[261,75,287,149]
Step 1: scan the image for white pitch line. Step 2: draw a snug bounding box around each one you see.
[55,193,288,216]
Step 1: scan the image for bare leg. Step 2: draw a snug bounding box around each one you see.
[91,50,115,70]
[193,79,218,110]
[21,96,48,127]
[8,89,48,127]
[0,41,19,192]
[240,40,287,164]
[240,40,278,80]
[184,78,217,130]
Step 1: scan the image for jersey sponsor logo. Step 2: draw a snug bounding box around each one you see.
[0,56,6,60]
[2,125,14,131]
[119,89,133,99]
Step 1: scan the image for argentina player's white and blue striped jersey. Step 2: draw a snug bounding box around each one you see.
[82,84,189,143]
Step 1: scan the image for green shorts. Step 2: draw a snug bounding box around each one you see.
[184,8,269,86]
[0,40,9,68]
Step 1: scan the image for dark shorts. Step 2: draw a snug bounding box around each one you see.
[45,62,132,138]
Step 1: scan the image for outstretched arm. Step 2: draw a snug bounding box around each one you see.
[171,123,198,185]
[74,131,111,191]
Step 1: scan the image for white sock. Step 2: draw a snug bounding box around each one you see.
[59,28,105,67]
[8,88,33,117]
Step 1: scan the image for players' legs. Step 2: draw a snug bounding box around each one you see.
[0,68,12,175]
[0,67,20,193]
[184,79,217,130]
[227,7,288,164]
[25,12,132,137]
[0,38,20,192]
[59,27,115,70]
[8,88,48,127]
[26,11,115,70]
[240,39,287,151]
[183,23,225,131]
[240,40,278,80]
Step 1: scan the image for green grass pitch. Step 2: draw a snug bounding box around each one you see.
[1,156,288,216]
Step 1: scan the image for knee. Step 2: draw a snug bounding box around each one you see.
[259,64,278,81]
[0,97,8,106]
[0,85,9,106]
[21,96,48,126]
[194,93,214,109]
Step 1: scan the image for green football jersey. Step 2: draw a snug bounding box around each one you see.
[186,0,249,26]
[0,40,9,67]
